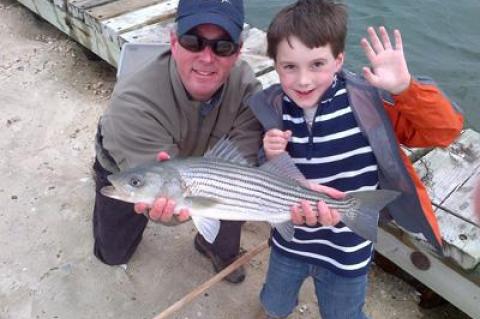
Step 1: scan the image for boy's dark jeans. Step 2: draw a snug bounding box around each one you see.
[92,158,243,265]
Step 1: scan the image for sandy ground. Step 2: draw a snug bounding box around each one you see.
[0,1,473,318]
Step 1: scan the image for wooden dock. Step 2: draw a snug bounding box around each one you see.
[14,0,273,76]
[14,0,480,318]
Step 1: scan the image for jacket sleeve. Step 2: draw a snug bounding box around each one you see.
[227,65,264,165]
[384,79,464,148]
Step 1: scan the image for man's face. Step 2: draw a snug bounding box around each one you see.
[275,36,344,109]
[171,24,241,102]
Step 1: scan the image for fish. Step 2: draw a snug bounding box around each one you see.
[100,138,400,244]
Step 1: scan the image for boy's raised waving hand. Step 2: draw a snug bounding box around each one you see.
[361,26,412,95]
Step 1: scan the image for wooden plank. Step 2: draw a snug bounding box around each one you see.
[101,0,178,46]
[415,129,480,211]
[118,19,174,46]
[402,146,432,163]
[17,0,120,66]
[443,162,480,223]
[437,207,480,270]
[242,27,267,56]
[413,129,480,270]
[257,70,279,89]
[240,53,273,77]
[67,0,116,20]
[52,0,67,10]
[85,0,163,23]
[376,224,480,319]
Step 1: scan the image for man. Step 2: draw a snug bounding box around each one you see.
[93,0,263,283]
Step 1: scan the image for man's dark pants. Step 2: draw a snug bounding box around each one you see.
[92,159,243,265]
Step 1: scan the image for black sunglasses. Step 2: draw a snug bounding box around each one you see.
[178,33,239,57]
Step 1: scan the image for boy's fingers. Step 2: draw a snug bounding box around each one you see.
[317,201,332,226]
[379,26,392,50]
[290,205,304,225]
[394,29,403,51]
[331,209,341,225]
[266,129,285,138]
[307,183,346,199]
[362,67,379,87]
[302,201,317,226]
[360,38,376,63]
[156,151,170,162]
[367,26,384,53]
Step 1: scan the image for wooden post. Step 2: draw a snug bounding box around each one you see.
[153,240,269,319]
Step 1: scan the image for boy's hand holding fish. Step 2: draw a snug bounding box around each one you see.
[264,128,344,227]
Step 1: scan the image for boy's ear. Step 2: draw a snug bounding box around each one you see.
[335,52,345,72]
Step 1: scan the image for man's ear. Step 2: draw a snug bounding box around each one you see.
[335,52,345,72]
[170,31,178,56]
[233,41,243,60]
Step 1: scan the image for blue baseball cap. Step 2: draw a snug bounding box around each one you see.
[175,0,245,44]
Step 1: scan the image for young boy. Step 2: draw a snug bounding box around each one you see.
[248,0,463,318]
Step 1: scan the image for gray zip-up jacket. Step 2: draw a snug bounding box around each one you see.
[96,46,263,173]
[248,70,463,252]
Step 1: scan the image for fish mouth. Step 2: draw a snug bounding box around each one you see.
[100,185,132,202]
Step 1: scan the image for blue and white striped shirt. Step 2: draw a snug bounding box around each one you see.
[271,75,379,277]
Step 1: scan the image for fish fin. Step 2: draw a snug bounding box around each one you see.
[344,190,400,242]
[189,196,223,207]
[260,153,307,185]
[191,216,221,244]
[204,137,250,166]
[272,221,295,242]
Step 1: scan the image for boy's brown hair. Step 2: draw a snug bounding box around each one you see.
[267,0,347,60]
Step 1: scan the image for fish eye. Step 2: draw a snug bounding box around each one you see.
[129,175,144,188]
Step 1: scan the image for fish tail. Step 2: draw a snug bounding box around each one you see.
[344,190,400,242]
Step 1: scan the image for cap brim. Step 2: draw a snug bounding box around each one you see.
[177,13,242,43]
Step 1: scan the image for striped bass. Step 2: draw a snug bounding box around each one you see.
[101,139,400,243]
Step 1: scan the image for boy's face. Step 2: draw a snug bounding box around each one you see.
[275,36,344,109]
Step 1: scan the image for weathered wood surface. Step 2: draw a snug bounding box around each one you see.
[376,223,480,319]
[16,0,120,66]
[415,129,480,270]
[15,0,272,73]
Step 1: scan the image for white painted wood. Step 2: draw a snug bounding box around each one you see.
[376,225,480,319]
[101,0,178,46]
[17,0,120,66]
[53,0,67,10]
[257,70,279,89]
[118,20,173,46]
[242,27,267,56]
[402,146,432,163]
[415,129,480,211]
[437,208,480,269]
[67,0,114,21]
[14,0,37,12]
[241,53,273,77]
[413,129,480,269]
